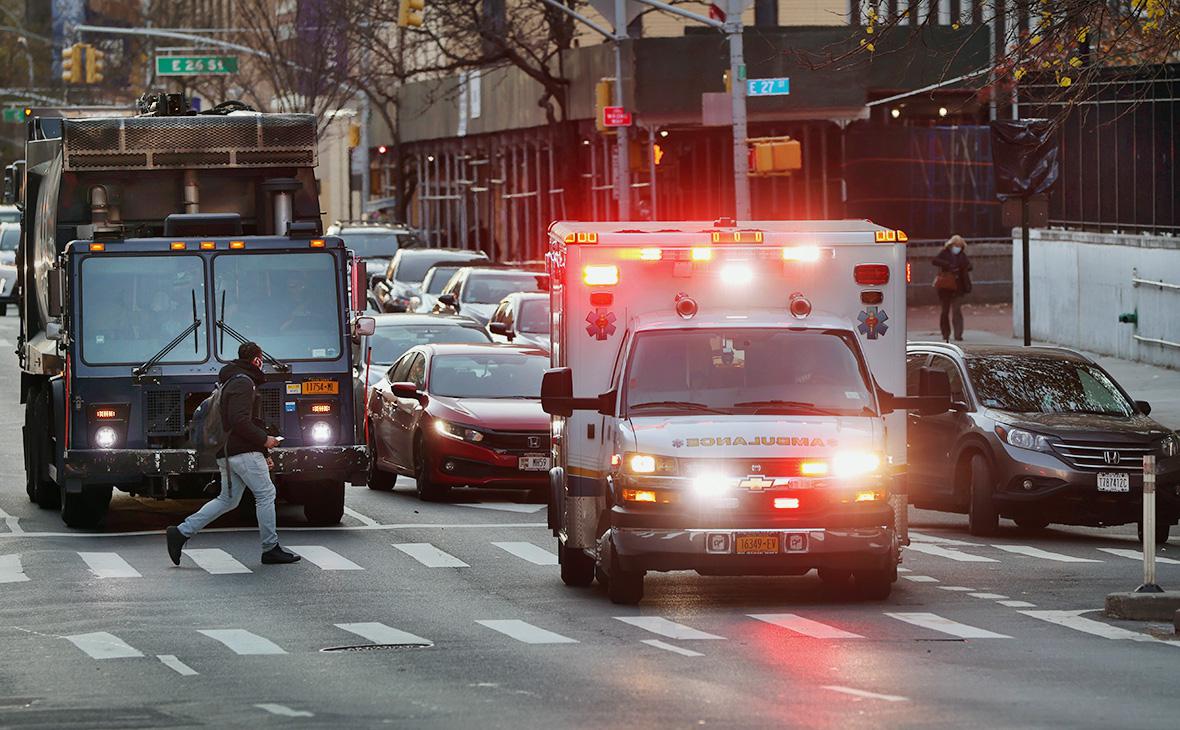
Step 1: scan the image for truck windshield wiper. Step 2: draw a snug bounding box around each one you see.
[216,290,290,372]
[132,290,201,377]
[629,401,727,414]
[732,399,839,415]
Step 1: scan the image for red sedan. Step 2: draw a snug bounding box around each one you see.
[366,343,552,501]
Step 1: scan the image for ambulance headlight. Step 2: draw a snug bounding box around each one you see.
[691,473,731,496]
[831,451,882,478]
[622,452,677,475]
[310,421,334,444]
[94,426,118,450]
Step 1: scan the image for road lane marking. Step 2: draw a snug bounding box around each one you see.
[335,622,432,646]
[897,566,912,573]
[905,543,998,562]
[78,552,142,579]
[256,704,314,718]
[641,639,703,657]
[476,620,577,644]
[0,504,22,534]
[614,617,725,641]
[937,586,977,592]
[392,542,469,568]
[157,654,198,676]
[1097,548,1180,565]
[198,629,286,655]
[822,685,909,703]
[1020,610,1178,645]
[287,546,363,571]
[65,632,144,659]
[885,612,1011,639]
[903,575,939,583]
[457,503,546,514]
[998,600,1037,608]
[969,593,1009,600]
[0,522,550,538]
[492,541,558,566]
[342,506,380,527]
[908,531,982,547]
[0,554,29,583]
[185,549,252,574]
[992,545,1102,563]
[749,613,864,639]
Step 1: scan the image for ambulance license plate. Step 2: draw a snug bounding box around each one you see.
[519,456,551,472]
[735,533,779,555]
[301,380,338,395]
[1097,472,1130,492]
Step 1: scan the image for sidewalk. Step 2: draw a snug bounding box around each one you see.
[908,303,1180,429]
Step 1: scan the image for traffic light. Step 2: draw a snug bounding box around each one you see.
[748,136,802,176]
[398,0,425,27]
[594,77,615,135]
[85,45,105,84]
[61,42,83,84]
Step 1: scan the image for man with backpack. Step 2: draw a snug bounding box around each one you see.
[166,342,301,566]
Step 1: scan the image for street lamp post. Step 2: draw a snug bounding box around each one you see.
[613,0,630,220]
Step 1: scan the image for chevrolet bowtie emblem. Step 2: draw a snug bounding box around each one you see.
[738,476,776,491]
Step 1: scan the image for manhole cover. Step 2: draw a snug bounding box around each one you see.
[321,643,432,652]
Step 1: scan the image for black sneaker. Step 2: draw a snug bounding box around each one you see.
[261,545,302,565]
[166,526,187,566]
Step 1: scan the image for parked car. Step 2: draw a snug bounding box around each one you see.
[372,248,488,313]
[487,292,550,353]
[352,314,493,433]
[366,343,551,501]
[905,342,1180,541]
[326,221,423,289]
[0,205,19,223]
[432,267,550,326]
[0,223,17,315]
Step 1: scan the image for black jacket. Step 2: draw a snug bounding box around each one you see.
[932,248,973,294]
[219,359,270,457]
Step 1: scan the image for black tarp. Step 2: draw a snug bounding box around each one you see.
[990,119,1059,199]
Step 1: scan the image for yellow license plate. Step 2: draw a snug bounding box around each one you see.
[301,380,339,395]
[735,534,779,555]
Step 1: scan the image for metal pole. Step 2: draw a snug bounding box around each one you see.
[613,0,631,220]
[727,19,751,220]
[1137,454,1163,593]
[1021,196,1031,346]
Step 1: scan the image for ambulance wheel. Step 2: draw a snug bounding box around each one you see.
[366,433,397,491]
[303,480,345,525]
[0,303,7,316]
[966,453,999,537]
[25,384,60,509]
[853,568,894,601]
[60,486,111,530]
[817,568,852,585]
[414,435,449,502]
[605,541,644,604]
[558,542,595,587]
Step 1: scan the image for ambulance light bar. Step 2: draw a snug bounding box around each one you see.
[874,229,908,243]
[711,231,763,244]
[690,248,712,261]
[564,232,599,244]
[583,264,620,286]
[854,264,890,286]
[782,246,821,262]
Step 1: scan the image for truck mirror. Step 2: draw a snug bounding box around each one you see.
[351,260,368,312]
[918,367,951,399]
[879,390,951,415]
[354,316,376,337]
[48,266,63,318]
[596,389,617,416]
[541,368,575,417]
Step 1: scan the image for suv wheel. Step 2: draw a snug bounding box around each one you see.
[966,453,999,536]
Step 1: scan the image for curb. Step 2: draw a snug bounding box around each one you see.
[1104,591,1180,621]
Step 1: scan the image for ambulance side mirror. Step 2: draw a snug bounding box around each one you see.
[541,368,604,417]
[596,388,617,416]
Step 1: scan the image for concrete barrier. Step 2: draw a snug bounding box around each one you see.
[907,241,1012,306]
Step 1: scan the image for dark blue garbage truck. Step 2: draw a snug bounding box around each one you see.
[11,95,371,528]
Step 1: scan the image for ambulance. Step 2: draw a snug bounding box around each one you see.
[540,219,950,604]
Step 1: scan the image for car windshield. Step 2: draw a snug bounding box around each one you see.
[215,252,341,360]
[966,355,1134,416]
[339,230,404,259]
[368,324,490,364]
[430,352,548,398]
[461,272,549,304]
[424,267,459,294]
[80,255,207,365]
[517,299,550,334]
[394,253,484,284]
[624,328,875,416]
[0,226,18,250]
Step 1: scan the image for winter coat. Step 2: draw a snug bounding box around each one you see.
[932,248,973,295]
[219,359,270,457]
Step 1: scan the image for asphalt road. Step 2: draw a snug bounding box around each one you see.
[2,314,1179,729]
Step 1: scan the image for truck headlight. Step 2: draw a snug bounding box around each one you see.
[310,421,334,444]
[831,451,882,478]
[94,426,118,450]
[435,419,485,443]
[996,425,1053,452]
[622,452,676,475]
[1160,433,1179,458]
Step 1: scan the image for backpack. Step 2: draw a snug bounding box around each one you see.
[190,374,253,455]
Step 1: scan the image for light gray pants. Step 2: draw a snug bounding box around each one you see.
[178,452,279,550]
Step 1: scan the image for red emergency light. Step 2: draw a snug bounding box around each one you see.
[854,264,890,286]
[583,265,619,286]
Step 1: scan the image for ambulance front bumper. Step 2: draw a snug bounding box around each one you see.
[611,526,896,575]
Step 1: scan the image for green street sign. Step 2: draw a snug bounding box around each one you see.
[155,55,238,76]
[2,107,26,124]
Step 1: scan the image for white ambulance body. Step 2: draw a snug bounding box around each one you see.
[542,219,931,605]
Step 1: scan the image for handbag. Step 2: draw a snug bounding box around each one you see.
[934,271,958,292]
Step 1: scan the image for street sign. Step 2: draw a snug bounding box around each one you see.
[2,108,26,124]
[602,106,632,128]
[747,77,790,97]
[155,55,238,76]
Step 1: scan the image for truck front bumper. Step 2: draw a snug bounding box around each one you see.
[63,445,369,482]
[611,525,897,575]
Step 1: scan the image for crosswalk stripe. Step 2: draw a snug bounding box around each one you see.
[0,554,29,583]
[749,613,864,639]
[992,545,1102,563]
[969,593,1009,600]
[256,704,314,718]
[905,543,998,562]
[66,631,144,659]
[392,543,469,568]
[492,541,558,566]
[903,575,939,583]
[476,619,578,644]
[1097,548,1180,565]
[457,503,546,514]
[642,639,704,657]
[78,552,142,579]
[185,548,251,574]
[614,616,725,641]
[287,546,363,571]
[1020,610,1176,644]
[198,629,286,655]
[335,622,432,646]
[938,586,977,592]
[998,600,1037,608]
[822,685,909,703]
[885,612,1011,639]
[908,531,982,547]
[157,654,198,676]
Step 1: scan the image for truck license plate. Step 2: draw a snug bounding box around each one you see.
[301,380,338,395]
[519,456,551,472]
[1097,472,1130,492]
[735,533,779,555]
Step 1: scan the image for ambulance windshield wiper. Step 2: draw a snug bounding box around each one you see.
[732,400,838,416]
[132,290,201,377]
[629,401,727,414]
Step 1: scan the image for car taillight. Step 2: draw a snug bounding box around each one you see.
[854,264,890,286]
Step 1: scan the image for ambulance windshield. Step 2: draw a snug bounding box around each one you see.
[624,328,875,417]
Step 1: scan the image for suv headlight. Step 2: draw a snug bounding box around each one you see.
[1159,433,1179,458]
[435,419,485,443]
[996,425,1053,452]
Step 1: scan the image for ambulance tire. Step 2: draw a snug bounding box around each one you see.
[966,453,999,536]
[303,480,345,525]
[853,569,894,600]
[60,485,111,530]
[558,542,595,587]
[605,541,644,605]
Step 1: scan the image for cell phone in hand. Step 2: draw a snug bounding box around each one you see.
[273,436,285,443]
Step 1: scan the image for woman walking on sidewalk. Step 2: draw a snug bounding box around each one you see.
[932,235,973,342]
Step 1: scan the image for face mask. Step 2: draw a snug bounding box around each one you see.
[951,246,963,255]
